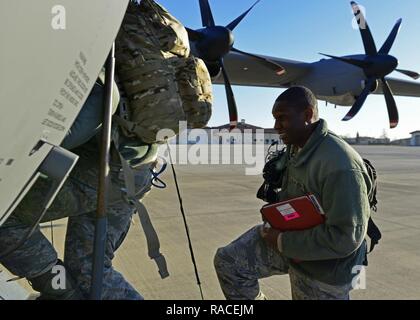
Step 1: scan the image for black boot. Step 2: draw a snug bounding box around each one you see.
[28,259,83,300]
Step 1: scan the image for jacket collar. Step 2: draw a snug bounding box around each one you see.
[286,119,329,167]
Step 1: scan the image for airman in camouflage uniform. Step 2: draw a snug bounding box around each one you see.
[0,0,213,300]
[0,80,148,300]
[214,87,371,300]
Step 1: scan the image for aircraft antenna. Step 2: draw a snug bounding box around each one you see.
[50,221,54,247]
[90,43,115,300]
[166,141,205,300]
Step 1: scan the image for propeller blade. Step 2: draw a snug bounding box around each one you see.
[320,53,368,69]
[379,18,402,54]
[396,69,420,80]
[380,78,399,128]
[342,77,376,121]
[231,47,285,75]
[350,1,377,55]
[219,59,238,129]
[199,0,215,27]
[186,27,204,42]
[226,0,261,31]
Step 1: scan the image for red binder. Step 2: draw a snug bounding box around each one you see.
[260,194,326,231]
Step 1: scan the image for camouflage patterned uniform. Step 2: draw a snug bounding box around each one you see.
[0,136,147,299]
[214,225,353,300]
[0,75,150,299]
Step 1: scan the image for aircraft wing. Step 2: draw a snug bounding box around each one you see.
[212,50,311,88]
[375,77,420,98]
[0,0,128,226]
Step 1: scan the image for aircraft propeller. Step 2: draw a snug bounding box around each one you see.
[321,1,419,128]
[186,0,273,129]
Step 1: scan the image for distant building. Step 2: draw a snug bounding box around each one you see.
[173,119,281,145]
[391,138,411,146]
[410,131,420,146]
[343,136,390,145]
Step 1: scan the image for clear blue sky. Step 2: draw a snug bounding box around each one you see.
[158,0,420,140]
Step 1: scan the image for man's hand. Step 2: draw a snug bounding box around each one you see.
[259,224,283,251]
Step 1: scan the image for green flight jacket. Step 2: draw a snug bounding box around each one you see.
[278,119,372,286]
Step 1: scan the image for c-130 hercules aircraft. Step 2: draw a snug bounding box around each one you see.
[186,0,420,129]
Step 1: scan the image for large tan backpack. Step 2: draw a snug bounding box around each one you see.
[114,0,212,144]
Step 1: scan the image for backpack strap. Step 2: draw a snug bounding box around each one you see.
[367,217,382,253]
[363,158,378,211]
[363,158,382,254]
[112,128,169,279]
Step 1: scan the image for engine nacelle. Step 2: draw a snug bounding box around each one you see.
[319,79,379,106]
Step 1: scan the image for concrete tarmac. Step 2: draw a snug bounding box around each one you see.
[3,145,420,300]
[114,145,420,300]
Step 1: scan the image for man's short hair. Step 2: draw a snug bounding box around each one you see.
[275,86,319,119]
